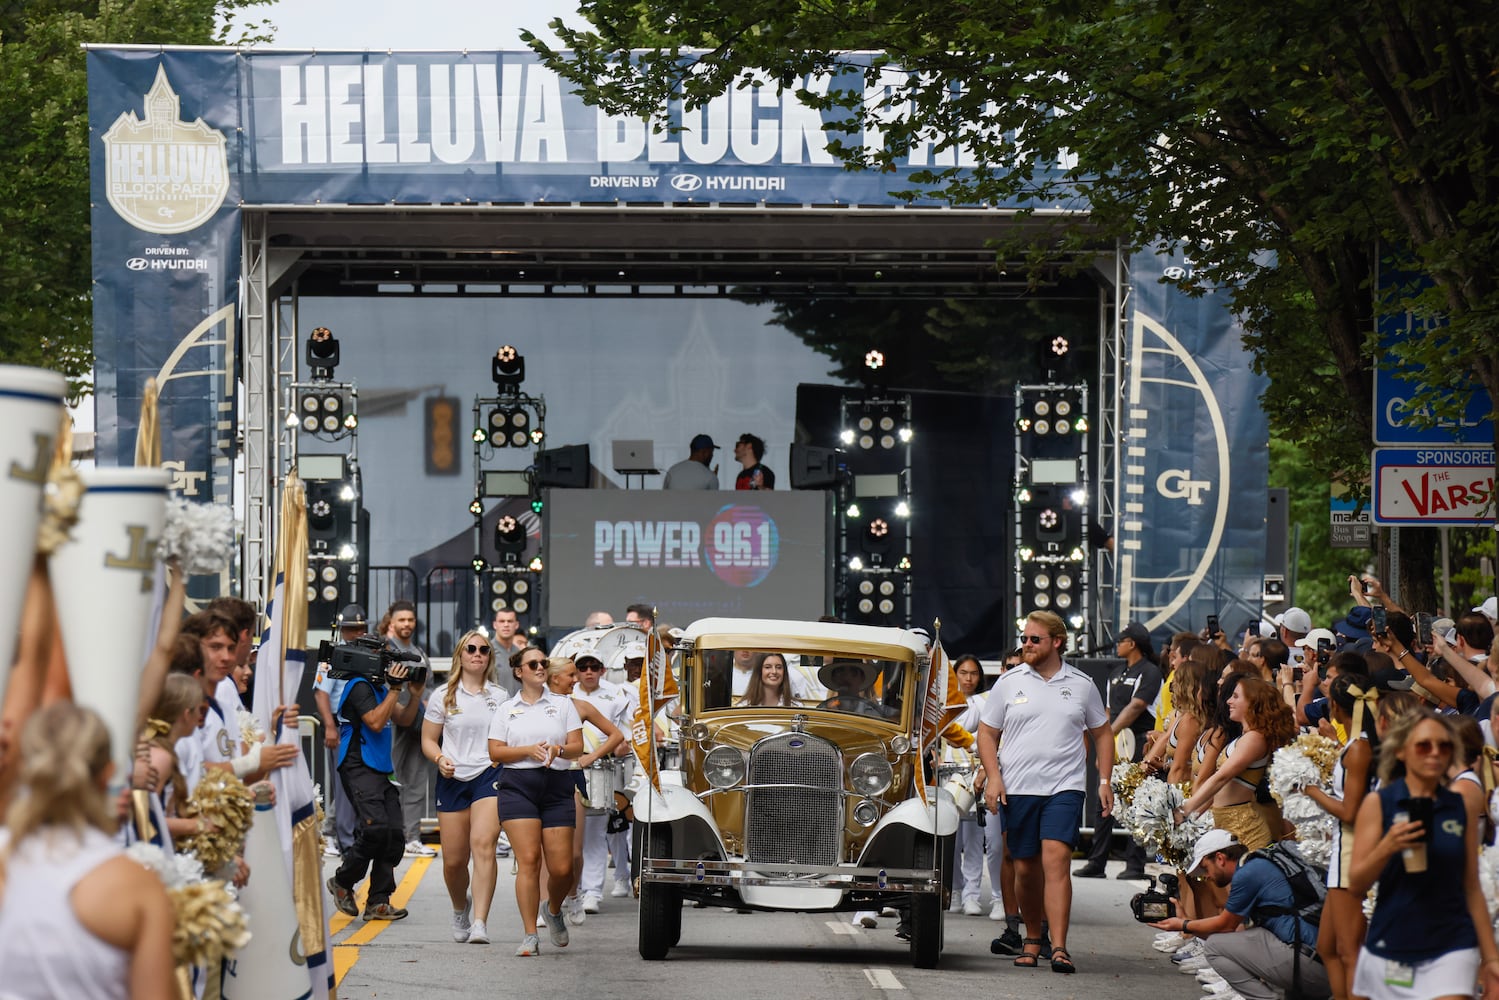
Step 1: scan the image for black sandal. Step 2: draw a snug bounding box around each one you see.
[1050,947,1076,974]
[1013,938,1044,968]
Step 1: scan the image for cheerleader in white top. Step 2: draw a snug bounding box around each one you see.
[421,630,509,945]
[542,656,626,921]
[1300,673,1378,1000]
[487,646,583,956]
[0,703,175,999]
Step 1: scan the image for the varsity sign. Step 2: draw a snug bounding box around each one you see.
[100,66,229,235]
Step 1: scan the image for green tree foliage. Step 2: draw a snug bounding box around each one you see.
[0,0,270,396]
[529,0,1499,605]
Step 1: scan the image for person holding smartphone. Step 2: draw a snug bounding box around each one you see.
[1348,708,1499,999]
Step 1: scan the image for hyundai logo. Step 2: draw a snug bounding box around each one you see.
[126,257,148,271]
[1163,265,1188,280]
[670,173,704,193]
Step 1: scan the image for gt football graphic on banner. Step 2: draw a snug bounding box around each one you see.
[1118,248,1270,634]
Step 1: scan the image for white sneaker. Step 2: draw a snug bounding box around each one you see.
[989,901,1005,921]
[962,899,982,916]
[542,906,569,947]
[610,880,630,898]
[1180,956,1211,973]
[854,911,878,928]
[322,842,341,859]
[467,919,489,945]
[1173,939,1207,962]
[515,932,539,956]
[564,895,586,925]
[451,898,472,943]
[405,839,437,858]
[582,894,602,914]
[1197,969,1226,984]
[1154,931,1186,952]
[879,906,899,917]
[1203,981,1237,995]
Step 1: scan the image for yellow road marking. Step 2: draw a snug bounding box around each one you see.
[332,856,436,986]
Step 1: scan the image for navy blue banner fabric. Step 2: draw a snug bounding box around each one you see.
[89,50,242,502]
[1117,248,1270,635]
[87,46,1081,492]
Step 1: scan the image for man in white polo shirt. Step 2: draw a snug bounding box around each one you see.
[977,610,1113,976]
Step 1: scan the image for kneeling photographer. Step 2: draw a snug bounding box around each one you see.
[325,635,428,922]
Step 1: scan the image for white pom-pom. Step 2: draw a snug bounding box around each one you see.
[159,498,236,576]
[237,707,266,747]
[1269,742,1328,805]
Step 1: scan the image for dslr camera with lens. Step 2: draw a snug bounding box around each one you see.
[319,635,427,687]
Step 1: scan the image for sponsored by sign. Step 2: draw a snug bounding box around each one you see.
[1372,448,1497,525]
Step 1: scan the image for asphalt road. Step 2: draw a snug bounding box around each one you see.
[327,853,1202,999]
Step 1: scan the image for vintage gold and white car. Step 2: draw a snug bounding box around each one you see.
[632,617,961,967]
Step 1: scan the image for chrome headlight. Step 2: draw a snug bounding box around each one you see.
[850,753,893,796]
[704,746,746,789]
[852,799,881,827]
[687,721,710,743]
[888,734,911,756]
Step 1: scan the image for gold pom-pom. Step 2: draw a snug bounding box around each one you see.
[1111,762,1146,805]
[1292,732,1342,782]
[169,880,251,968]
[177,769,255,871]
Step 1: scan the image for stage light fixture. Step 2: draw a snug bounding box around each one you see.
[1054,399,1072,416]
[530,499,544,514]
[1056,573,1074,590]
[859,433,875,450]
[1074,417,1088,432]
[1034,572,1051,590]
[859,580,875,596]
[879,416,895,432]
[1069,614,1085,629]
[1054,419,1070,434]
[858,417,874,431]
[1035,592,1052,608]
[880,433,895,449]
[339,484,356,502]
[868,518,889,538]
[1056,592,1073,609]
[849,556,865,571]
[530,428,544,444]
[492,578,509,595]
[1017,488,1032,503]
[472,556,488,572]
[321,584,339,603]
[1051,336,1069,356]
[865,350,885,370]
[343,413,358,430]
[492,345,525,392]
[1070,488,1087,505]
[1034,419,1051,435]
[338,543,356,561]
[320,564,338,584]
[306,326,340,379]
[513,596,530,614]
[494,515,527,565]
[1017,418,1032,432]
[469,498,484,516]
[1069,546,1085,561]
[286,411,299,428]
[858,598,875,614]
[527,555,544,572]
[1018,546,1035,561]
[840,429,855,445]
[898,427,913,443]
[896,556,911,571]
[472,426,486,443]
[878,599,895,614]
[1034,400,1050,417]
[894,500,910,518]
[846,502,861,519]
[878,580,895,597]
[491,597,509,612]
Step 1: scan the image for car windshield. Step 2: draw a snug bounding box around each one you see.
[694,647,907,721]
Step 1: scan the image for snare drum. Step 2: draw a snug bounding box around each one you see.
[583,760,621,810]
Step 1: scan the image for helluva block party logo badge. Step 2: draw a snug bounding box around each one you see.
[101,66,229,235]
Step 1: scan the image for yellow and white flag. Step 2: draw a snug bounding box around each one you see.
[631,627,678,794]
[240,476,334,1000]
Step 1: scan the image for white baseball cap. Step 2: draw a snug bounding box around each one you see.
[1277,607,1312,635]
[1294,627,1337,650]
[1474,597,1497,625]
[1187,829,1241,876]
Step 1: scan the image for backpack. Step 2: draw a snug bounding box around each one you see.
[1243,841,1327,1000]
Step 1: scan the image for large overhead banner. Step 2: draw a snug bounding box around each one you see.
[1117,249,1270,636]
[88,47,1079,491]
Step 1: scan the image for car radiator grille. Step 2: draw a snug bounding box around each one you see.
[745,733,842,865]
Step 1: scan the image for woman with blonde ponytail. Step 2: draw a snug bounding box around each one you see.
[0,702,174,998]
[420,629,507,944]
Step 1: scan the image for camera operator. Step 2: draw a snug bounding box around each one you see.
[314,605,369,859]
[325,640,418,922]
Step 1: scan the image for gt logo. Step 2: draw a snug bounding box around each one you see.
[1156,469,1212,505]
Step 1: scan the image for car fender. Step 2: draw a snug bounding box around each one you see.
[635,782,726,860]
[866,792,961,845]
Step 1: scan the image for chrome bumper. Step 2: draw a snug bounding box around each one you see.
[641,858,940,893]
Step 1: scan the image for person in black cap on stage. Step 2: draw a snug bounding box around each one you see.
[1075,621,1161,880]
[662,433,719,490]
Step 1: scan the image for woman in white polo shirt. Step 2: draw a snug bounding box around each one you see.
[488,645,583,956]
[421,630,507,945]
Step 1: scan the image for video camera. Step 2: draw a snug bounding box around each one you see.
[319,635,428,688]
